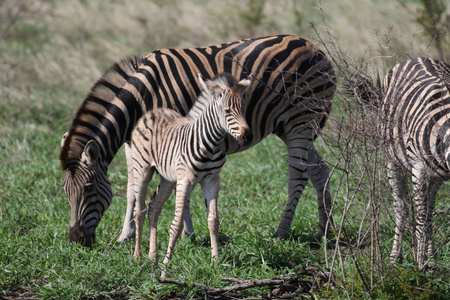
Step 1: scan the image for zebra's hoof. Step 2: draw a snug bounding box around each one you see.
[271,230,289,239]
[184,231,196,242]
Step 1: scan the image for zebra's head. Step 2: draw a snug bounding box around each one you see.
[61,135,112,247]
[198,73,253,146]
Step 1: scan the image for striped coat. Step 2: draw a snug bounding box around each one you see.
[60,34,336,247]
[382,57,450,270]
[131,73,251,269]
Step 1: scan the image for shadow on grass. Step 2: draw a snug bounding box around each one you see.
[279,230,338,251]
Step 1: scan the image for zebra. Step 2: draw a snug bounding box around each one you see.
[132,73,251,268]
[381,57,450,270]
[60,34,337,247]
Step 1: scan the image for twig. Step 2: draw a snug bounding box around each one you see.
[159,266,334,297]
[433,209,450,216]
[159,277,284,296]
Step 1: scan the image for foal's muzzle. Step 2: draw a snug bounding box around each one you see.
[237,126,252,146]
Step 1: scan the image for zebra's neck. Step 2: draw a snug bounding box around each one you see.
[191,100,227,155]
[187,90,213,120]
[60,58,144,169]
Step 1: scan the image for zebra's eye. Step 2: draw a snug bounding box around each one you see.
[224,108,231,114]
[84,183,94,193]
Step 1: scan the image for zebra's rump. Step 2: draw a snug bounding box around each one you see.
[382,57,450,177]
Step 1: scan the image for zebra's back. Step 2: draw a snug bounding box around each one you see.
[127,34,334,155]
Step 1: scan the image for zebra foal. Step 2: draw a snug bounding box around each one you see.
[131,73,251,266]
[382,57,450,270]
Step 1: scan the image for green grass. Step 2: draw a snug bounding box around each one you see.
[1,0,449,299]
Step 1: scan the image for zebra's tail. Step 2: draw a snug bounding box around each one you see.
[343,70,383,110]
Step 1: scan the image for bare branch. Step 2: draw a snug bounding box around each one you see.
[159,266,334,298]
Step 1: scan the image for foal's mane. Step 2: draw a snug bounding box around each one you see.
[187,73,238,120]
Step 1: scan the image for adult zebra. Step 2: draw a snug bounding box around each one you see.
[60,34,336,247]
[382,57,450,270]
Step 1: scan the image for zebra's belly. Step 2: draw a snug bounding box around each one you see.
[387,138,450,179]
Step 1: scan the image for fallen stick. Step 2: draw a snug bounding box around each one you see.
[159,277,286,296]
[159,267,333,296]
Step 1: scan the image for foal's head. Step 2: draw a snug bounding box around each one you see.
[198,73,252,146]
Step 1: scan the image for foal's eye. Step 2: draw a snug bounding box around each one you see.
[84,183,94,193]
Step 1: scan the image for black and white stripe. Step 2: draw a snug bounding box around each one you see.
[131,73,251,266]
[60,34,336,246]
[382,57,450,270]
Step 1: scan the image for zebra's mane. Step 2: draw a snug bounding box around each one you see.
[187,73,239,120]
[60,56,142,170]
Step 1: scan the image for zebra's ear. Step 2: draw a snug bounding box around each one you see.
[236,76,252,95]
[61,132,69,148]
[81,140,100,166]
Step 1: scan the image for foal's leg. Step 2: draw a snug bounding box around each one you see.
[201,174,221,261]
[162,180,194,266]
[147,178,176,260]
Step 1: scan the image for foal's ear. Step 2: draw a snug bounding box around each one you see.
[236,76,252,95]
[198,73,208,92]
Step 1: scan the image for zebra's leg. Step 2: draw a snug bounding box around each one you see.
[411,166,440,270]
[388,161,410,264]
[307,144,333,239]
[201,174,221,261]
[183,196,196,241]
[118,143,136,243]
[162,180,194,267]
[147,178,176,260]
[133,167,154,258]
[272,131,312,238]
[425,180,440,264]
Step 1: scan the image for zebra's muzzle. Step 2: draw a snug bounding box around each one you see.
[238,126,252,146]
[69,225,95,247]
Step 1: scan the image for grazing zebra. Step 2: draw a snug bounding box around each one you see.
[382,57,450,270]
[60,34,336,247]
[132,73,251,267]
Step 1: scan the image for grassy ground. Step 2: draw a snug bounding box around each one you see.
[1,0,449,299]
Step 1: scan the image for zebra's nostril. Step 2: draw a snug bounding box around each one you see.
[239,127,252,146]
